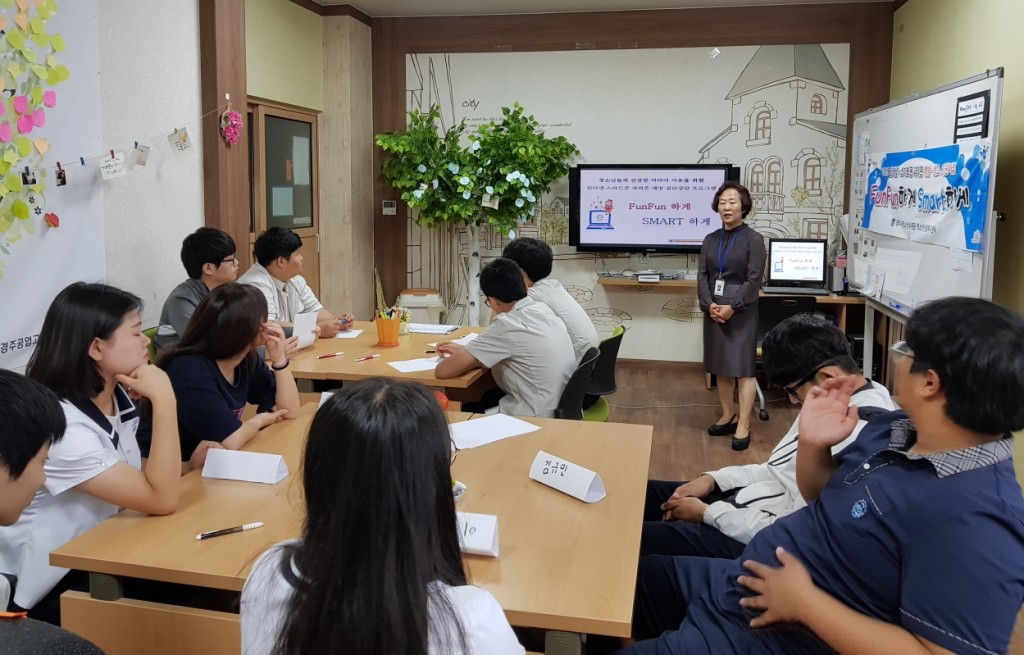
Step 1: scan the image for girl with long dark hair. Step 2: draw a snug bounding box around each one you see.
[241,378,524,655]
[159,283,300,465]
[0,282,181,622]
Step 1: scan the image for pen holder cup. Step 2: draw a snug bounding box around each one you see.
[375,317,401,347]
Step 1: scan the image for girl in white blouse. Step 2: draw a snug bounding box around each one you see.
[241,378,524,655]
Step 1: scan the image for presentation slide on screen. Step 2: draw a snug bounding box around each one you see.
[576,168,726,247]
[769,241,826,281]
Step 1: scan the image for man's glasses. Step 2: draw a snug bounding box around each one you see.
[890,340,914,362]
[450,438,460,466]
[782,359,840,400]
[220,256,239,265]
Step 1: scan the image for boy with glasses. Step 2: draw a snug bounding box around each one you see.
[641,313,895,558]
[155,227,238,350]
[627,297,1024,654]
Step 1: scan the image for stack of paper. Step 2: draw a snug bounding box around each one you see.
[388,356,442,373]
[408,323,460,335]
[450,414,540,449]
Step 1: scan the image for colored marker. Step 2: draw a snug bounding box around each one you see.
[196,521,264,541]
[317,351,345,360]
[355,354,380,362]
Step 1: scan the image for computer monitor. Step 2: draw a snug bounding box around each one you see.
[766,239,828,288]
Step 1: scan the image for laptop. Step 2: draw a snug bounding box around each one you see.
[762,238,830,296]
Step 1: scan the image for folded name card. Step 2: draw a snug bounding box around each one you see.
[456,511,499,557]
[293,311,318,349]
[529,450,606,503]
[318,391,334,408]
[202,449,289,484]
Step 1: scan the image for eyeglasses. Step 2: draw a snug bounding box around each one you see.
[450,438,460,466]
[781,359,840,400]
[483,297,492,308]
[890,340,914,362]
[220,256,239,266]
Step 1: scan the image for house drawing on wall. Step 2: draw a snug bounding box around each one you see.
[698,45,847,244]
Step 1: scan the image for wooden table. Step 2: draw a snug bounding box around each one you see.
[288,321,491,397]
[52,406,653,654]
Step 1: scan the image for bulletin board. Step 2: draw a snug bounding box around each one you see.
[847,69,1002,319]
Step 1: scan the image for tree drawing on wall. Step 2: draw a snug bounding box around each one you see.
[790,143,845,253]
[0,0,69,279]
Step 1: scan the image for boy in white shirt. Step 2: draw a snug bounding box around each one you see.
[435,258,575,418]
[502,237,598,362]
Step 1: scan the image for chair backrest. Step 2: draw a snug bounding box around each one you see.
[554,347,600,420]
[755,296,817,356]
[143,326,159,364]
[586,325,626,397]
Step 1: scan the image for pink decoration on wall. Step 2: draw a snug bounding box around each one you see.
[42,90,56,107]
[16,114,32,133]
[13,95,28,114]
[0,123,11,142]
[30,109,44,127]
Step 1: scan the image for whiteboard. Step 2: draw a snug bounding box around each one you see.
[847,70,1002,319]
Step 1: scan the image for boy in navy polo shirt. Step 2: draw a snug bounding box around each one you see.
[626,297,1024,655]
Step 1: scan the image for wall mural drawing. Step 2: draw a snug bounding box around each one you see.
[400,44,848,361]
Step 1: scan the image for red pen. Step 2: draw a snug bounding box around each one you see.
[317,351,344,360]
[355,354,380,362]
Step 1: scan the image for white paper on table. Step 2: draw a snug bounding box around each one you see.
[450,413,540,449]
[202,449,288,484]
[408,323,460,335]
[318,392,334,408]
[292,311,318,349]
[387,356,442,373]
[456,511,499,557]
[427,332,479,348]
[333,329,364,339]
[529,450,606,503]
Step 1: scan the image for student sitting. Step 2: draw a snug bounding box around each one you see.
[237,226,354,337]
[154,227,238,351]
[159,283,300,464]
[502,237,598,362]
[626,297,1024,655]
[0,283,182,623]
[435,258,575,418]
[0,370,105,655]
[241,378,524,655]
[641,314,895,558]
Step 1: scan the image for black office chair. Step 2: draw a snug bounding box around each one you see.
[583,325,627,409]
[554,347,600,421]
[754,296,817,420]
[0,618,105,654]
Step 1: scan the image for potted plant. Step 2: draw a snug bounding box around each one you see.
[375,103,579,326]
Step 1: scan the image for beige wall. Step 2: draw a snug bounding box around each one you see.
[892,0,1024,482]
[245,0,324,110]
[320,16,375,319]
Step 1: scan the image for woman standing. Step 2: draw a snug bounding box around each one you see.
[697,182,766,450]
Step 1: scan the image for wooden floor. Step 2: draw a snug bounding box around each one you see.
[608,361,1024,654]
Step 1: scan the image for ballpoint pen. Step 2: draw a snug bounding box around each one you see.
[425,349,436,354]
[355,354,380,362]
[196,521,264,541]
[317,351,344,360]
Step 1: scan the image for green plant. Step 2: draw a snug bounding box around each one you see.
[375,103,579,325]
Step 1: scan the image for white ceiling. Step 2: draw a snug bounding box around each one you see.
[316,0,892,18]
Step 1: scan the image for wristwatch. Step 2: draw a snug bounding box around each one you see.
[271,358,290,371]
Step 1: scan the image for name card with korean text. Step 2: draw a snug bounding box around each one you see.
[456,511,499,557]
[202,449,288,485]
[529,450,606,503]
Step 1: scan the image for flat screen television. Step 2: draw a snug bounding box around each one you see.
[568,164,740,254]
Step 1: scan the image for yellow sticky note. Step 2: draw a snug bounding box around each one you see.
[11,199,28,219]
[53,64,68,82]
[30,66,46,81]
[29,17,42,34]
[0,185,7,198]
[32,138,47,154]
[6,173,22,192]
[3,149,17,165]
[50,33,63,52]
[15,137,31,157]
[30,32,48,47]
[7,62,20,78]
[6,30,24,50]
[20,47,36,64]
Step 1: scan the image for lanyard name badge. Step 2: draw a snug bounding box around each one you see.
[714,230,739,296]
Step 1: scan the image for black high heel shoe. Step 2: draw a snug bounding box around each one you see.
[708,414,738,436]
[732,430,751,451]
